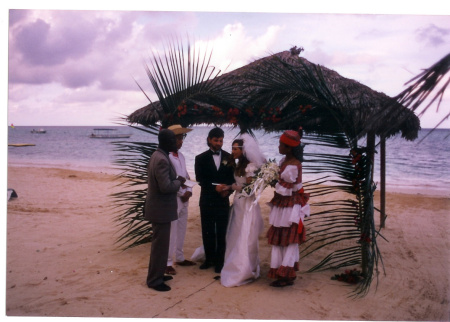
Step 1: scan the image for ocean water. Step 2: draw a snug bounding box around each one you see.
[7,126,450,195]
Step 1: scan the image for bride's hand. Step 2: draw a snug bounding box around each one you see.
[219,190,232,198]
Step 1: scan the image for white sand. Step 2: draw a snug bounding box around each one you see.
[5,166,450,320]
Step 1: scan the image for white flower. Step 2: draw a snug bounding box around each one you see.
[245,163,258,175]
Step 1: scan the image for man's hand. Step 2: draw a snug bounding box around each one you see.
[216,184,232,198]
[215,184,228,193]
[180,191,192,203]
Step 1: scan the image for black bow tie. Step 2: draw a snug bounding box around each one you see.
[212,150,221,155]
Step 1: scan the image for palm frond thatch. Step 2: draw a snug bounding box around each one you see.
[128,50,420,141]
[240,52,420,141]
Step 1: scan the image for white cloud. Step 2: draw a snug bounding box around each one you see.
[6,9,450,128]
[194,22,283,73]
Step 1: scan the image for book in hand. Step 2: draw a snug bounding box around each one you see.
[184,179,198,188]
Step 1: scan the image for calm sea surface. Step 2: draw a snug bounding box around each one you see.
[7,126,450,195]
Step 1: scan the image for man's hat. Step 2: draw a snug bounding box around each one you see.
[167,124,193,135]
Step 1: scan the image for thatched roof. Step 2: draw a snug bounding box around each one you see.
[127,50,420,140]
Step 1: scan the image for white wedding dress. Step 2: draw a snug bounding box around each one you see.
[220,173,265,287]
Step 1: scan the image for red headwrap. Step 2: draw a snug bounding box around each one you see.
[280,130,301,147]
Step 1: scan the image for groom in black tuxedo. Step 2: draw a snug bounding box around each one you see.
[195,127,235,273]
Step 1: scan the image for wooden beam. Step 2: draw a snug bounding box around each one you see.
[380,137,386,228]
[367,133,375,181]
[362,132,376,277]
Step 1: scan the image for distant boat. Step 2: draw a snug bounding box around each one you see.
[31,128,46,134]
[89,128,132,139]
[8,143,36,147]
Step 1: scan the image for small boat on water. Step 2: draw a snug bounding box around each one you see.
[8,143,36,147]
[31,128,46,134]
[89,128,132,139]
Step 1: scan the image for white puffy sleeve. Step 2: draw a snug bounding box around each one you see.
[280,165,298,183]
[275,165,304,196]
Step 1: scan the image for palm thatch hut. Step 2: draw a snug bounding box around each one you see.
[128,50,419,138]
[120,47,421,296]
[127,50,420,225]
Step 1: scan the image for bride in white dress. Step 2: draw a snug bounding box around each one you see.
[216,134,266,287]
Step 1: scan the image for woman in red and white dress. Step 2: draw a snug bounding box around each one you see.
[267,128,310,287]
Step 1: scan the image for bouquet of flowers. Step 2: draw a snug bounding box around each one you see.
[242,159,279,198]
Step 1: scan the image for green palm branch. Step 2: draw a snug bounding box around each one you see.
[394,52,450,140]
[301,133,385,297]
[113,39,240,249]
[111,125,159,249]
[137,38,243,127]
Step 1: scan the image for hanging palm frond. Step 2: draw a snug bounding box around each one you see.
[396,53,450,115]
[301,132,385,297]
[113,38,241,249]
[128,38,244,128]
[111,125,158,249]
[394,52,450,141]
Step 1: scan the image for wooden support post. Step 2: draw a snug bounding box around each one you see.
[380,137,386,228]
[361,132,376,277]
[367,134,375,181]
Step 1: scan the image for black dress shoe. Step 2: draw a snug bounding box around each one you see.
[163,275,173,281]
[199,262,213,269]
[150,283,171,292]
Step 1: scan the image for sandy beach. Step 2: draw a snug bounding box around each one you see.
[5,165,450,320]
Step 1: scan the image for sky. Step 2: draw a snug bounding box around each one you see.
[5,1,450,128]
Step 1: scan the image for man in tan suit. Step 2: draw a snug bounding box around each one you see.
[145,129,186,292]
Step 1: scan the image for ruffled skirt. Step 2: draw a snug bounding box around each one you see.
[266,191,309,279]
[267,223,301,246]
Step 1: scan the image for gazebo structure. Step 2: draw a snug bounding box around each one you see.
[128,50,420,228]
[119,47,420,296]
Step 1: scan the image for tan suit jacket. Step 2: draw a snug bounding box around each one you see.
[144,148,181,223]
